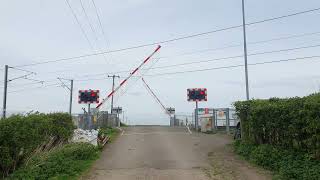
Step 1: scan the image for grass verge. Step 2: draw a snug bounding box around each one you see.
[7,127,119,180]
[98,126,119,144]
[7,143,100,180]
[233,140,320,180]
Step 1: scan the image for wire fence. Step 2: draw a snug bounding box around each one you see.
[173,108,240,133]
[72,111,119,130]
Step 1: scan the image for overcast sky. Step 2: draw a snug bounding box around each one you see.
[1,0,320,125]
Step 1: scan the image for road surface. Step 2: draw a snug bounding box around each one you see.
[83,126,271,180]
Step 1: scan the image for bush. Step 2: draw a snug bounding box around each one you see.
[234,93,320,159]
[8,143,99,180]
[234,141,320,180]
[47,113,75,140]
[0,113,74,177]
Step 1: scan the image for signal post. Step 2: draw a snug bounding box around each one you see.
[187,88,207,131]
[78,90,100,129]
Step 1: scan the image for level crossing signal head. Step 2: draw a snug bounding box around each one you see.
[187,88,207,102]
[78,90,100,104]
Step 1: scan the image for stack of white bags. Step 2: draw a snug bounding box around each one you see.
[71,129,99,146]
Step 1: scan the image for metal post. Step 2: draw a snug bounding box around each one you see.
[2,65,8,119]
[226,108,230,133]
[195,101,199,131]
[122,110,125,126]
[117,113,120,127]
[108,75,120,113]
[111,76,115,113]
[242,0,250,101]
[88,103,91,129]
[69,80,73,115]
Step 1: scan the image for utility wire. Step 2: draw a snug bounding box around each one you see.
[159,31,320,59]
[7,83,62,93]
[13,6,320,67]
[149,43,320,70]
[9,67,37,74]
[30,30,320,78]
[79,0,109,62]
[11,42,319,86]
[65,0,95,50]
[145,55,320,77]
[58,43,320,79]
[0,78,58,89]
[76,55,320,80]
[91,0,111,51]
[66,55,320,82]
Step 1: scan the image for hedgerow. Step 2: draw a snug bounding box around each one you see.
[0,113,74,178]
[234,93,320,179]
[234,141,320,180]
[234,93,320,159]
[8,143,99,180]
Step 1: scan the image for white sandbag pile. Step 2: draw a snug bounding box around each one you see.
[71,129,99,146]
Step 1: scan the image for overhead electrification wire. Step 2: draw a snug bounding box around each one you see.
[55,43,320,80]
[91,0,111,51]
[8,67,37,74]
[148,43,320,70]
[64,55,320,81]
[29,30,320,78]
[159,31,320,59]
[65,0,95,50]
[7,83,62,93]
[0,78,59,89]
[144,55,320,77]
[11,42,318,86]
[79,0,109,62]
[13,7,320,68]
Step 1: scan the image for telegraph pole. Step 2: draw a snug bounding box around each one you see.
[2,65,8,119]
[107,75,120,113]
[242,0,250,100]
[69,80,73,115]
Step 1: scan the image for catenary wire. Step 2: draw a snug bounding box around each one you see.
[148,43,320,70]
[12,7,320,68]
[7,83,62,93]
[79,0,109,62]
[6,42,320,87]
[144,55,320,77]
[65,0,95,50]
[91,0,111,51]
[56,43,320,80]
[31,30,320,77]
[64,55,320,81]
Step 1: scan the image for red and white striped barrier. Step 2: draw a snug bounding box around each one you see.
[96,45,161,109]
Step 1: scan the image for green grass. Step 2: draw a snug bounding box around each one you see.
[7,143,100,180]
[6,127,120,179]
[233,140,320,180]
[98,127,119,143]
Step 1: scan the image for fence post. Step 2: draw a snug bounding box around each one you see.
[226,108,230,133]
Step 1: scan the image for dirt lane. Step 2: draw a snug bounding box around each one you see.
[83,126,271,180]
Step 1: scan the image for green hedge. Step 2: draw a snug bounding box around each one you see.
[0,113,74,177]
[8,143,99,180]
[234,141,320,180]
[234,93,320,159]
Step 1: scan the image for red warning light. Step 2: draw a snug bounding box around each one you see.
[91,92,96,97]
[200,91,205,95]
